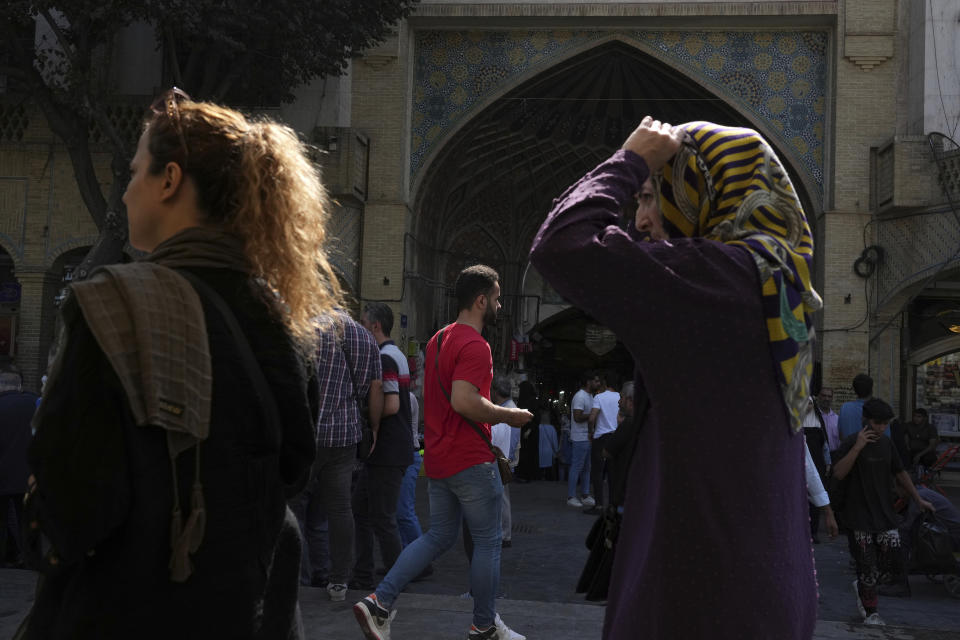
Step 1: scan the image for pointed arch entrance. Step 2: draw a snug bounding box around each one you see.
[410,40,819,385]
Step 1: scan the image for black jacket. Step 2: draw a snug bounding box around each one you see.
[24,267,317,640]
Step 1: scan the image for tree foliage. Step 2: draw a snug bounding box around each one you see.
[0,0,418,277]
[156,0,419,103]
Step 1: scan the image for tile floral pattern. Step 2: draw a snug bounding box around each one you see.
[412,29,828,197]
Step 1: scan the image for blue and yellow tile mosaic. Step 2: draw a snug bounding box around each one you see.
[412,30,828,197]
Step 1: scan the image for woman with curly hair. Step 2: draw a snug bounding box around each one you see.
[21,89,341,639]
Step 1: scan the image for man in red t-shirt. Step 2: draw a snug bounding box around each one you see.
[354,265,532,640]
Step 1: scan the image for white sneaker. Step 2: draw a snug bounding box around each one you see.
[581,495,596,508]
[327,582,347,601]
[566,497,583,508]
[353,594,395,640]
[863,613,885,626]
[494,613,526,640]
[852,580,866,619]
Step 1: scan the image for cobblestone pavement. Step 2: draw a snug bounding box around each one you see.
[3,478,959,639]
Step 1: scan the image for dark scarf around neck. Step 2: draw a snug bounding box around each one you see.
[145,227,251,273]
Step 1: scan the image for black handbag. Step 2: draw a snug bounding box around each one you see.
[576,505,621,601]
[435,327,512,485]
[575,384,649,600]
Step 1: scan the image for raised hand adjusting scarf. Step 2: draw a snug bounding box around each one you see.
[657,121,822,432]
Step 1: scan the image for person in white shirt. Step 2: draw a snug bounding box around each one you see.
[568,371,599,508]
[490,374,517,547]
[804,440,838,540]
[587,371,621,513]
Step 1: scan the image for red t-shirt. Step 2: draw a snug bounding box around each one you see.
[423,323,495,478]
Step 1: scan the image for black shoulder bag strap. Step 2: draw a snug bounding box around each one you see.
[173,270,285,581]
[177,271,282,436]
[339,320,362,405]
[812,401,829,446]
[340,322,375,459]
[435,327,500,457]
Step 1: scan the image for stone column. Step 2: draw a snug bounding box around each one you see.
[351,30,412,311]
[818,211,873,402]
[822,0,900,400]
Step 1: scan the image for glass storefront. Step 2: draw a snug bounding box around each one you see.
[916,353,960,434]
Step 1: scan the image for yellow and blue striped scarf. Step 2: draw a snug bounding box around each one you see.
[658,121,822,432]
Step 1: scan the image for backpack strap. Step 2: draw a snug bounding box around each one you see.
[172,270,282,581]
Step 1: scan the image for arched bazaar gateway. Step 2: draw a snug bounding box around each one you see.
[342,2,960,425]
[348,9,837,399]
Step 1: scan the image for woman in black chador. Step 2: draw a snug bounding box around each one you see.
[515,381,540,482]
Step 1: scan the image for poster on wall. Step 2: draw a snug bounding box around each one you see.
[930,412,959,434]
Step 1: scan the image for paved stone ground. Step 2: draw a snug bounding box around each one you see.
[3,477,959,639]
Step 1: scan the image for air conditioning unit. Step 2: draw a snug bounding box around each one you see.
[311,126,369,204]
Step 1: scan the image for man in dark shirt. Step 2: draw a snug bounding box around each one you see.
[833,398,934,626]
[353,302,414,591]
[905,408,940,470]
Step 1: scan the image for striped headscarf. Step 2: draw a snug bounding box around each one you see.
[657,121,822,432]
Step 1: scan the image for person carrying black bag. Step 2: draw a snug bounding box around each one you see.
[577,380,647,601]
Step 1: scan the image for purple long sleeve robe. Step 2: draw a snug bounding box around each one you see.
[529,150,816,640]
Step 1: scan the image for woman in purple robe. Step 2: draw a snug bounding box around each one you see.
[529,117,821,639]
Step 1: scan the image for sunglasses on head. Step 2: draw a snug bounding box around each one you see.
[150,87,192,167]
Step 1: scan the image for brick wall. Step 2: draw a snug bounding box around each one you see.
[0,105,107,391]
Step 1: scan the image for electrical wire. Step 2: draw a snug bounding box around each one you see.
[819,274,872,333]
[819,215,876,333]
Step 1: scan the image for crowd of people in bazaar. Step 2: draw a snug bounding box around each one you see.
[0,92,959,640]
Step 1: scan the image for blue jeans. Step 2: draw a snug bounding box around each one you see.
[396,450,424,547]
[568,440,591,498]
[376,462,503,629]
